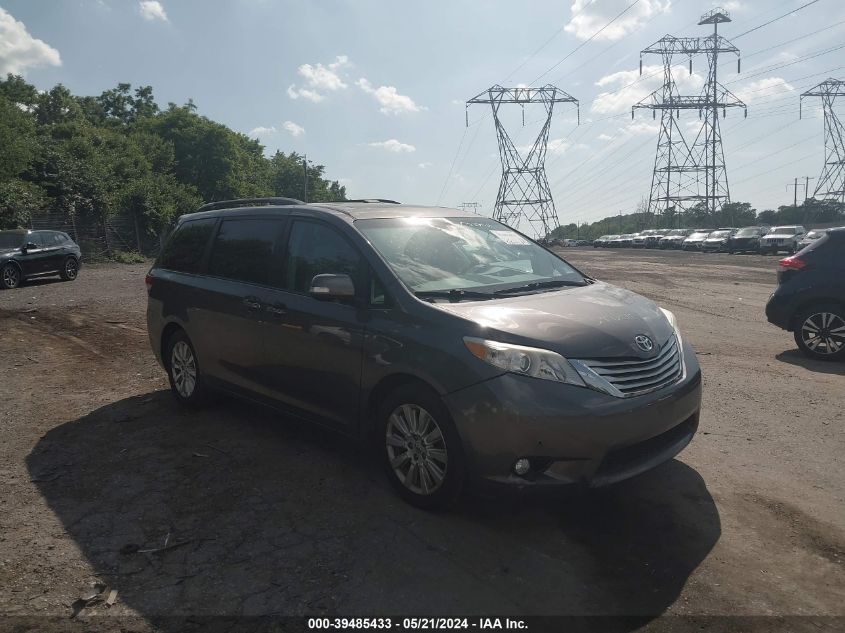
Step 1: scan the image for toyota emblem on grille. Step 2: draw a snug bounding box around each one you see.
[634,335,654,352]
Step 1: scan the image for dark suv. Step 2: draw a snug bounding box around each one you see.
[766,228,845,360]
[146,198,702,509]
[0,229,82,289]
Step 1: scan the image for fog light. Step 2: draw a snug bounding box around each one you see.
[514,458,531,476]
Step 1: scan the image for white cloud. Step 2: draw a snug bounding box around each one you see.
[0,8,61,76]
[719,1,743,13]
[248,125,276,137]
[565,0,671,41]
[734,77,793,104]
[418,162,433,169]
[368,139,416,153]
[287,84,324,103]
[516,138,574,156]
[287,55,349,102]
[357,78,425,115]
[599,120,660,141]
[592,64,704,114]
[139,0,168,22]
[282,120,305,137]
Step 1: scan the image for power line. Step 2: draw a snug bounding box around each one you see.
[530,0,644,85]
[732,0,823,39]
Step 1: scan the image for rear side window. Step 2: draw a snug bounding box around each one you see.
[284,221,363,294]
[158,218,217,274]
[207,218,286,286]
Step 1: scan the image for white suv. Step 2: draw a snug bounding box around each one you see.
[759,225,806,255]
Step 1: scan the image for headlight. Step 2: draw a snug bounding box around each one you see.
[463,337,586,386]
[660,307,680,333]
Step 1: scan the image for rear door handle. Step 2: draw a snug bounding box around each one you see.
[265,303,287,316]
[243,296,262,311]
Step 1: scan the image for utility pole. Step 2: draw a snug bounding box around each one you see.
[466,85,579,238]
[303,154,308,203]
[804,176,815,202]
[787,178,801,207]
[459,202,482,214]
[800,79,845,202]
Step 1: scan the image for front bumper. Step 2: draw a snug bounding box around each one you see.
[443,339,702,492]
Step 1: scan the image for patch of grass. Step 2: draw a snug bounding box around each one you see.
[111,250,147,264]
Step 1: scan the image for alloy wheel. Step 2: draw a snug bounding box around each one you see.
[65,259,78,279]
[801,312,845,355]
[385,404,448,496]
[171,340,197,397]
[2,265,20,288]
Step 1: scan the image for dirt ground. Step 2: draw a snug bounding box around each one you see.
[0,249,843,632]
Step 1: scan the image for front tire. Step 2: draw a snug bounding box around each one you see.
[60,257,79,281]
[1,262,21,289]
[165,329,209,406]
[378,384,466,510]
[793,304,845,361]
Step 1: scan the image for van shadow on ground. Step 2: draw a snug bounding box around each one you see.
[27,391,720,630]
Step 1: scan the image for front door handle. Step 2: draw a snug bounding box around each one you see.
[243,296,262,311]
[265,303,287,316]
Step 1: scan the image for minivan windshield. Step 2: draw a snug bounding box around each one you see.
[356,216,586,298]
[0,232,24,249]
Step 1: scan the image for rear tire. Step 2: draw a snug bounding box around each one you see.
[377,383,466,510]
[1,262,21,289]
[59,257,79,281]
[793,304,845,361]
[165,329,209,407]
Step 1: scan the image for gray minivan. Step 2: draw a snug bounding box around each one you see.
[146,198,702,509]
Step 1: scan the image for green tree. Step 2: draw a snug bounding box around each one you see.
[0,95,37,180]
[0,180,46,229]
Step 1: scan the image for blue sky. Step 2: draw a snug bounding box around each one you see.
[2,0,844,232]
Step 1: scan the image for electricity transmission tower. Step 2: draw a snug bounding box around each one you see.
[633,8,745,222]
[458,202,482,213]
[466,85,578,238]
[800,78,845,202]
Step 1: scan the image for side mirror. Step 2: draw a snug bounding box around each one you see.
[22,242,37,253]
[309,274,355,300]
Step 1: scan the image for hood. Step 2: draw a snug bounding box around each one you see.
[431,281,674,360]
[705,236,727,242]
[761,233,794,239]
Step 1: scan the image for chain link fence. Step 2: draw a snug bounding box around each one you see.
[27,210,167,261]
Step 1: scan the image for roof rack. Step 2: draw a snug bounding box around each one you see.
[196,197,304,212]
[341,198,401,204]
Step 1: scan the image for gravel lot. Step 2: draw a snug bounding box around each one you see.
[0,249,842,632]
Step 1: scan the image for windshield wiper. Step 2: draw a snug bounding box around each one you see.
[493,279,585,295]
[414,289,494,302]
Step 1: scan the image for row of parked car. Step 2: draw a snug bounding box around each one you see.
[591,226,832,255]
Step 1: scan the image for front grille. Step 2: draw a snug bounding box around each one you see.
[581,335,683,397]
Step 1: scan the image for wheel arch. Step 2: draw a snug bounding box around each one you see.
[362,373,443,439]
[2,258,23,274]
[160,322,185,370]
[788,297,845,332]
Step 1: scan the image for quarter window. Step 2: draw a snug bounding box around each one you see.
[208,218,286,286]
[284,221,363,294]
[158,218,217,274]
